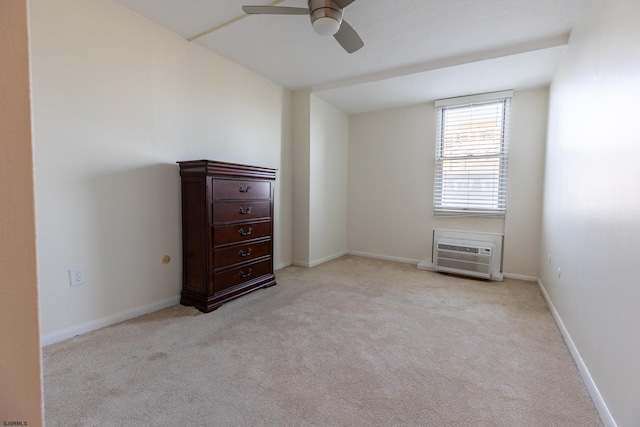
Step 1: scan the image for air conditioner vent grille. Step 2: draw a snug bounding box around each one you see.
[435,240,493,279]
[438,258,491,275]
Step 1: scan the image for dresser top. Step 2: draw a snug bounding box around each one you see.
[177,160,276,180]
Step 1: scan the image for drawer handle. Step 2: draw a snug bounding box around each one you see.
[238,227,253,236]
[238,185,252,193]
[239,268,252,278]
[238,248,253,257]
[238,207,252,215]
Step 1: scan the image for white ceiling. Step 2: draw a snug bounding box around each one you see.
[112,0,584,113]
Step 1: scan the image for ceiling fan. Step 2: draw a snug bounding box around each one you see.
[242,0,364,53]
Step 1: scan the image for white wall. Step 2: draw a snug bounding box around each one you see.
[30,0,293,343]
[503,89,548,277]
[275,87,294,270]
[348,104,433,263]
[541,1,640,425]
[292,92,349,266]
[0,1,43,423]
[308,95,349,264]
[292,89,311,265]
[348,88,548,276]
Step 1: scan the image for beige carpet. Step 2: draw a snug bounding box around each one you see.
[43,256,602,426]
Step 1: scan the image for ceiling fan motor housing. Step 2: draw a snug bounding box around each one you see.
[309,0,343,35]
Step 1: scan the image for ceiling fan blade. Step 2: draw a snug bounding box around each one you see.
[242,6,309,15]
[333,0,356,8]
[334,20,363,53]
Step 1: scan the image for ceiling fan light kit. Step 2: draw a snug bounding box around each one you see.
[309,0,343,36]
[242,0,363,53]
[312,16,340,36]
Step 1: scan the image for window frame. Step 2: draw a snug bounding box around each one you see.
[433,91,512,217]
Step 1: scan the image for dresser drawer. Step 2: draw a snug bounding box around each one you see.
[213,221,271,247]
[213,201,271,224]
[212,179,271,200]
[214,258,272,292]
[213,239,271,270]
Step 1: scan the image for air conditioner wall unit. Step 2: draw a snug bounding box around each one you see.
[435,239,494,279]
[430,229,504,281]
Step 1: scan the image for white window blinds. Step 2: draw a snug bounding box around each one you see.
[434,92,511,216]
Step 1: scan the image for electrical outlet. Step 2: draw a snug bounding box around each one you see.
[69,267,86,287]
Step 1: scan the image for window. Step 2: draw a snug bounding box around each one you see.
[434,91,512,216]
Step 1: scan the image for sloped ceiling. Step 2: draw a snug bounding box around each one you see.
[112,0,584,113]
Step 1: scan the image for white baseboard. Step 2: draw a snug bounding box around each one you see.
[274,261,292,271]
[417,260,434,270]
[292,251,347,268]
[503,272,538,282]
[307,251,347,267]
[294,251,421,268]
[291,260,310,267]
[41,295,181,347]
[537,279,617,427]
[346,251,420,266]
[309,251,347,267]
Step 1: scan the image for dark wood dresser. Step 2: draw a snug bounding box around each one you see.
[177,160,276,313]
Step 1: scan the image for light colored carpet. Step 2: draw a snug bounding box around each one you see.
[43,256,602,426]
